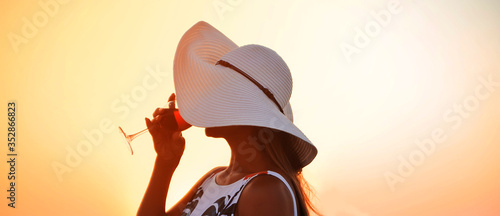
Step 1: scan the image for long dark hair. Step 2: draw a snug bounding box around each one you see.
[256,127,321,215]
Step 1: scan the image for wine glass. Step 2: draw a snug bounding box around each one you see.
[118,108,191,155]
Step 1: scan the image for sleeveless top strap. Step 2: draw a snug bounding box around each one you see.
[245,171,298,216]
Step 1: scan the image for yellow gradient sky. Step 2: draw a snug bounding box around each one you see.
[1,0,500,215]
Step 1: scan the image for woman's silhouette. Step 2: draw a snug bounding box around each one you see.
[137,21,319,216]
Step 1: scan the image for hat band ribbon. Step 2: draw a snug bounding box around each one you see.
[216,60,284,114]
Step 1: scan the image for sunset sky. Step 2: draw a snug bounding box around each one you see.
[1,0,500,215]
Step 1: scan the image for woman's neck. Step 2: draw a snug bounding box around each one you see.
[217,131,281,185]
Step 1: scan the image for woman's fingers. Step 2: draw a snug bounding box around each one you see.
[153,108,172,118]
[153,108,163,118]
[153,93,177,117]
[152,108,160,117]
[168,94,176,109]
[150,113,179,131]
[146,117,163,132]
[168,93,176,103]
[145,117,154,130]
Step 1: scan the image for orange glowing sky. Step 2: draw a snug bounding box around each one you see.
[1,0,500,215]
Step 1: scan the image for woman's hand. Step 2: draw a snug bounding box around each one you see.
[145,93,185,166]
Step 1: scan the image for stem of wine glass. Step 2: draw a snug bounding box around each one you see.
[119,99,177,155]
[128,128,149,141]
[118,126,151,155]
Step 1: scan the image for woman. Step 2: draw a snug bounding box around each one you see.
[137,21,319,216]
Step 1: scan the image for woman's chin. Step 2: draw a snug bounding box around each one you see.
[205,126,252,138]
[204,127,221,138]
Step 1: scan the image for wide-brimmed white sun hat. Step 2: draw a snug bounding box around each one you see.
[173,21,317,168]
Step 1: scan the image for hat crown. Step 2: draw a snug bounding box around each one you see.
[220,45,293,109]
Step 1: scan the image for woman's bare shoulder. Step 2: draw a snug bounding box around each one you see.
[237,174,295,216]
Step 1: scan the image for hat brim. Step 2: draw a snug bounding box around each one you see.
[173,21,317,168]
